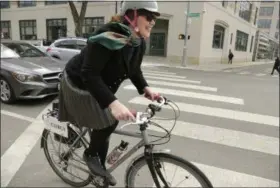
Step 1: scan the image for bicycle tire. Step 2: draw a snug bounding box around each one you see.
[42,129,93,187]
[125,153,213,188]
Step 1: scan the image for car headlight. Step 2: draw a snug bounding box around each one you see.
[12,72,42,82]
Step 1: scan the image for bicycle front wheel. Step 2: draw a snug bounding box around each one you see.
[125,153,213,188]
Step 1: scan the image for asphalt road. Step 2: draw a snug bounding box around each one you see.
[1,63,279,187]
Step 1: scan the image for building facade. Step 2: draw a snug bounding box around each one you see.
[255,1,279,59]
[1,0,261,64]
[258,0,279,40]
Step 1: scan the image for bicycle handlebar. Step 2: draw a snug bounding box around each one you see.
[133,96,168,125]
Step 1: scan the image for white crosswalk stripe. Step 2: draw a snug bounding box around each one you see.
[122,68,279,187]
[238,71,251,75]
[256,73,266,76]
[143,70,177,75]
[138,80,218,92]
[144,75,201,84]
[144,72,186,79]
[125,85,244,105]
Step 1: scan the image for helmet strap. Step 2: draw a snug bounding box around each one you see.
[124,9,139,33]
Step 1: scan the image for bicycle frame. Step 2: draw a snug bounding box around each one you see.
[61,121,170,188]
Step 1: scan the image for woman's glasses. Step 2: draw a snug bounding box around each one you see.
[138,9,157,22]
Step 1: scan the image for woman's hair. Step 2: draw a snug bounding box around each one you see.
[110,15,122,22]
[109,9,135,26]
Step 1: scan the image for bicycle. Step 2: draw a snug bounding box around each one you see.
[40,96,213,188]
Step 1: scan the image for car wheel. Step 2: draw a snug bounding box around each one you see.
[0,77,16,104]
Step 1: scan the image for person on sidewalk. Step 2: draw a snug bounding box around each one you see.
[57,1,161,186]
[271,56,280,75]
[228,49,234,64]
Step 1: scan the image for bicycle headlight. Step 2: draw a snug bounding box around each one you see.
[12,72,42,82]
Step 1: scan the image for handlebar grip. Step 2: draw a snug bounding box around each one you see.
[148,104,161,112]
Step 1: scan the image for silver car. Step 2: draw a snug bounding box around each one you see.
[0,42,65,104]
[46,37,87,62]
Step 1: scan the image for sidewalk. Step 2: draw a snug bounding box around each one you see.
[142,56,274,71]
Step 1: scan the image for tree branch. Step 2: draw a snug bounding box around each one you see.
[68,1,79,24]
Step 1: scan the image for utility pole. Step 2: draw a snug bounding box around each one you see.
[181,1,190,67]
[115,1,118,14]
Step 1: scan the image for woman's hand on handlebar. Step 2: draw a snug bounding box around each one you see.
[109,100,136,121]
[143,87,160,101]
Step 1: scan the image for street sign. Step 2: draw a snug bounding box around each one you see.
[188,13,200,17]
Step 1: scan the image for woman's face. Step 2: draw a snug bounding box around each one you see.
[136,11,157,39]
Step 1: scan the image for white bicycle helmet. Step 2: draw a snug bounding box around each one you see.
[120,0,160,16]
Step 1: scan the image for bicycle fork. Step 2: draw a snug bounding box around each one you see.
[144,145,170,188]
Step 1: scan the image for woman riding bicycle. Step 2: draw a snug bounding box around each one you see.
[58,1,161,186]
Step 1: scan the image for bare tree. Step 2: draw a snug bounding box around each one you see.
[68,1,88,37]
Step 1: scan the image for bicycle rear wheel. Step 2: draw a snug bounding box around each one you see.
[41,129,93,187]
[125,153,213,188]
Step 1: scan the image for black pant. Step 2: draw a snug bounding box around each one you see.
[228,59,232,64]
[86,121,118,168]
[271,66,280,75]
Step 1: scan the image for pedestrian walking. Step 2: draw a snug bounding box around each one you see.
[271,56,280,75]
[228,49,234,64]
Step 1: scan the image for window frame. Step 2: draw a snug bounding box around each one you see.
[1,20,11,39]
[19,20,37,40]
[235,30,249,52]
[18,0,36,8]
[212,24,225,49]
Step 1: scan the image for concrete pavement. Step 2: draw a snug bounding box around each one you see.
[1,65,279,187]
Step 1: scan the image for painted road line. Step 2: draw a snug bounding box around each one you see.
[141,80,217,92]
[124,85,244,105]
[238,71,251,75]
[144,72,186,79]
[193,162,279,187]
[144,75,201,84]
[223,70,233,72]
[148,119,278,155]
[255,73,266,76]
[1,110,35,122]
[1,102,53,187]
[128,97,279,127]
[143,70,177,75]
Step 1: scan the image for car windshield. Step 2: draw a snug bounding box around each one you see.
[1,44,20,58]
[2,42,47,58]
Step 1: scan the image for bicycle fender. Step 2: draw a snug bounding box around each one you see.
[40,129,49,148]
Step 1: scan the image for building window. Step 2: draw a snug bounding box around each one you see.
[258,19,272,28]
[1,21,11,39]
[235,30,248,52]
[275,32,279,39]
[259,7,274,16]
[19,20,37,40]
[212,25,225,49]
[230,33,233,44]
[0,1,10,8]
[46,19,67,42]
[239,0,252,22]
[250,36,254,52]
[45,1,67,5]
[18,0,36,7]
[82,17,105,38]
[254,7,258,25]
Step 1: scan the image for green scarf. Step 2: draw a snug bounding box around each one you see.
[87,22,141,50]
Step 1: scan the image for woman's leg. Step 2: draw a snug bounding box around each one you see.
[83,121,118,185]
